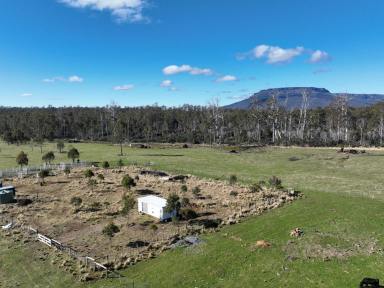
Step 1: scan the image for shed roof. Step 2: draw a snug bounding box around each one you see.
[0,186,15,194]
[138,195,167,208]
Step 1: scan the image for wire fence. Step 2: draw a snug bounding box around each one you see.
[0,161,91,178]
[0,218,154,287]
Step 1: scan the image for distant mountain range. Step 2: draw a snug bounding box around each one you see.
[224,87,384,110]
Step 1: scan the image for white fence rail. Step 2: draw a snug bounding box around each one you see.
[0,161,91,178]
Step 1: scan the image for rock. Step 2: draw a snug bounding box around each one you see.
[255,240,271,248]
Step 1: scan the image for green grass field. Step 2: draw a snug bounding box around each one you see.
[1,142,384,287]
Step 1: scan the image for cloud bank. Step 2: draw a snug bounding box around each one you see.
[162,64,213,76]
[59,0,149,23]
[43,75,84,83]
[114,84,134,90]
[237,44,330,64]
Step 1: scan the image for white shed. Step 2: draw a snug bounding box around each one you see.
[137,195,176,221]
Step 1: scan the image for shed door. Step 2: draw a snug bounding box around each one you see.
[142,202,148,213]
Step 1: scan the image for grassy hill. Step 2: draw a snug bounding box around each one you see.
[1,143,384,287]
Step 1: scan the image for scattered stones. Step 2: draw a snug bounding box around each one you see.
[290,228,304,238]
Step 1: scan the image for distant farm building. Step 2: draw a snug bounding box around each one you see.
[137,195,176,221]
[0,185,16,204]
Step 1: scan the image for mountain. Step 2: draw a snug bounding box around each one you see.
[224,87,384,110]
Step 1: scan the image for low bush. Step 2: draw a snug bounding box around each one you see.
[101,161,110,169]
[70,196,82,206]
[181,197,190,207]
[122,175,136,190]
[249,183,262,193]
[192,186,201,196]
[229,174,238,185]
[149,224,158,232]
[17,198,33,206]
[179,208,198,220]
[229,190,238,197]
[121,193,136,215]
[38,169,50,178]
[97,174,105,180]
[268,176,283,189]
[88,201,102,211]
[102,222,120,237]
[84,169,94,178]
[64,167,70,175]
[87,179,97,190]
[117,159,124,168]
[180,184,188,193]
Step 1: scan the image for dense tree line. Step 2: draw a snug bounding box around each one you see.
[1,97,384,147]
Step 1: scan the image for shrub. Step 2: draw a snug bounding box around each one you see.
[122,175,136,190]
[249,183,262,193]
[134,175,140,181]
[87,179,97,190]
[192,186,201,196]
[102,222,120,237]
[117,159,124,168]
[84,169,94,178]
[171,215,180,224]
[38,169,50,179]
[89,201,102,211]
[121,193,136,215]
[268,176,283,189]
[165,193,181,214]
[97,174,105,180]
[229,174,238,185]
[17,198,33,206]
[179,208,198,220]
[70,196,82,206]
[229,190,238,197]
[101,161,110,169]
[181,197,190,207]
[149,224,158,232]
[64,167,70,176]
[180,184,188,193]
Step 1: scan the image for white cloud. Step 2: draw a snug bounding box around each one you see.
[238,44,329,64]
[43,76,84,83]
[21,93,32,97]
[59,0,149,23]
[266,46,304,64]
[113,84,134,90]
[162,64,213,76]
[160,79,178,91]
[309,50,330,63]
[216,75,237,82]
[254,44,270,58]
[160,79,172,87]
[68,75,84,82]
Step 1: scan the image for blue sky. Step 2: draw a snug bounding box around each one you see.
[1,0,384,107]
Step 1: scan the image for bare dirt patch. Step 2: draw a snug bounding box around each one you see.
[1,166,297,270]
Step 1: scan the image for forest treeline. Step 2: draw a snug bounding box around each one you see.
[1,95,384,147]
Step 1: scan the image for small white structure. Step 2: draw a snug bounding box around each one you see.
[137,195,176,221]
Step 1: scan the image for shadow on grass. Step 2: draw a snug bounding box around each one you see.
[139,154,184,157]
